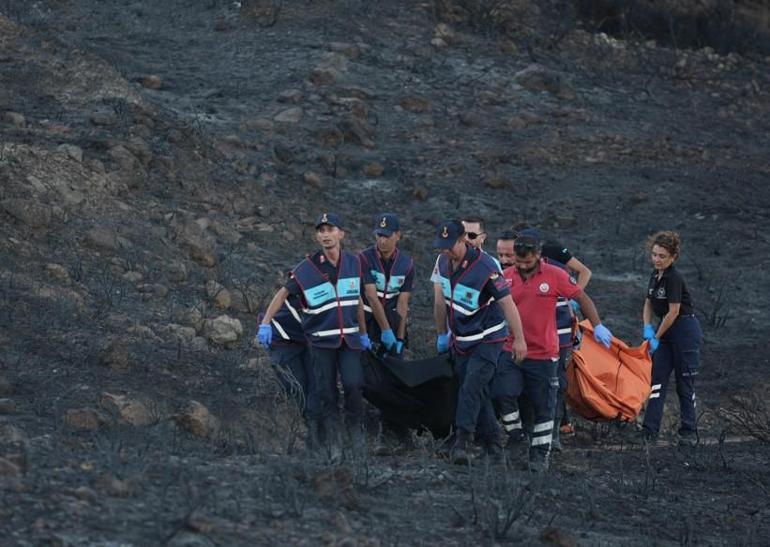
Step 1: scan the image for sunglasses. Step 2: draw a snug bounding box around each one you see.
[466,232,485,240]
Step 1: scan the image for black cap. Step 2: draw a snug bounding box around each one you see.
[514,227,542,253]
[373,213,400,236]
[517,227,541,243]
[315,212,342,229]
[434,220,464,250]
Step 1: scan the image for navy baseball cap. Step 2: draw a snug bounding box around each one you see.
[434,220,464,250]
[514,227,542,253]
[516,227,541,243]
[315,212,342,229]
[373,213,400,236]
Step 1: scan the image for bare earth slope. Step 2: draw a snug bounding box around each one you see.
[1,1,769,545]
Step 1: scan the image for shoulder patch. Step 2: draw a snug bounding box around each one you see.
[490,272,499,280]
[569,275,577,285]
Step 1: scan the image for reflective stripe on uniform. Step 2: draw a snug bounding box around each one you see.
[285,299,302,323]
[532,421,554,433]
[311,326,360,338]
[531,434,552,446]
[557,327,572,335]
[502,412,519,422]
[303,299,358,316]
[272,319,290,340]
[454,321,507,342]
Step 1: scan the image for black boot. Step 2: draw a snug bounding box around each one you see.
[529,446,550,473]
[450,429,473,465]
[481,434,504,465]
[505,428,527,462]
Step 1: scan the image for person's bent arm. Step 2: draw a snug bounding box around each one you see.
[434,283,447,334]
[573,291,603,326]
[566,257,592,290]
[643,298,654,326]
[396,292,410,340]
[260,287,289,325]
[656,302,680,339]
[497,295,527,363]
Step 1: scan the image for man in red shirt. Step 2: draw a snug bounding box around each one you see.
[492,229,613,472]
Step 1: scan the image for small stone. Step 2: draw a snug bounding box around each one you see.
[204,315,243,347]
[99,340,134,372]
[413,186,429,200]
[122,271,143,283]
[460,111,483,127]
[329,42,361,58]
[0,457,21,477]
[499,39,518,55]
[304,171,322,187]
[277,89,303,103]
[141,75,163,90]
[273,107,304,123]
[430,38,448,48]
[310,67,339,86]
[364,162,384,177]
[56,144,83,163]
[175,401,220,438]
[95,473,133,497]
[0,399,17,414]
[1,198,52,228]
[166,261,188,283]
[63,408,108,431]
[2,111,26,128]
[99,393,155,426]
[45,263,70,281]
[205,280,232,309]
[74,486,98,503]
[400,96,430,113]
[0,376,12,396]
[484,177,508,189]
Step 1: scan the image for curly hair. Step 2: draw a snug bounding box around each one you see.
[647,231,681,257]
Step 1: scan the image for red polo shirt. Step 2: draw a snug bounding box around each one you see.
[503,260,582,360]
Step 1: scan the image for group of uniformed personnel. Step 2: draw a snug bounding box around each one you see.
[258,212,702,470]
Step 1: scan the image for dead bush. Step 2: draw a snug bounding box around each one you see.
[719,393,770,443]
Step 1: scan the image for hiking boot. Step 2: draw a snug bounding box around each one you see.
[480,435,504,465]
[678,430,698,448]
[450,429,473,466]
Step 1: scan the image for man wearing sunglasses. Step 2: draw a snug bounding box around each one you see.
[462,217,488,250]
[493,229,612,472]
[432,220,527,465]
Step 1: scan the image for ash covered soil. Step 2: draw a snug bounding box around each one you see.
[1,0,770,545]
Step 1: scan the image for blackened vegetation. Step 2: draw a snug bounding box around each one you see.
[574,0,770,56]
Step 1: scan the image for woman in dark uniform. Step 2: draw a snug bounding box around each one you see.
[641,231,702,445]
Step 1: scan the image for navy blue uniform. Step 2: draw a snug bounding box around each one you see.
[642,265,701,437]
[359,246,414,344]
[287,250,365,429]
[433,246,509,439]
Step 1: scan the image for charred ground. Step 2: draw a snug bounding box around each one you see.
[1,1,769,545]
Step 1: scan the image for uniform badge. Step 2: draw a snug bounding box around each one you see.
[539,283,550,293]
[380,217,388,228]
[656,288,666,298]
[490,272,499,280]
[321,213,328,223]
[349,280,356,289]
[569,275,577,285]
[319,254,326,263]
[442,226,448,238]
[465,291,473,300]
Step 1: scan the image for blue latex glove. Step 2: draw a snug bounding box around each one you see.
[360,334,372,350]
[643,324,655,341]
[437,333,450,354]
[648,336,659,354]
[257,324,272,348]
[593,323,613,349]
[395,340,404,355]
[570,300,582,316]
[380,329,397,351]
